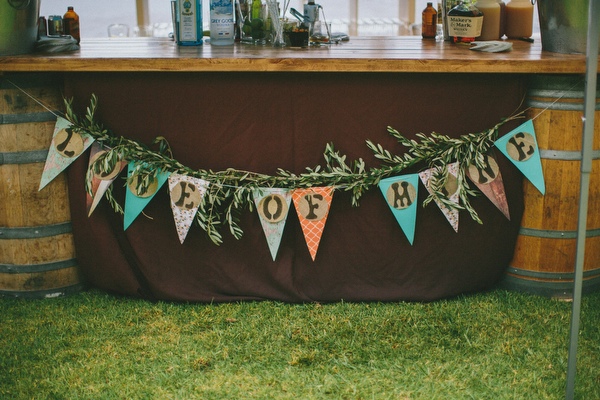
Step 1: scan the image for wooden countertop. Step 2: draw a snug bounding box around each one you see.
[0,36,591,74]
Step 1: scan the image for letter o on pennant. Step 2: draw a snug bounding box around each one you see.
[258,193,288,223]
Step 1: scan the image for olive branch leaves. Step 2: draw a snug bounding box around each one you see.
[66,95,523,245]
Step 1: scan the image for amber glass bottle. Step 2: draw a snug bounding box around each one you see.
[63,6,80,43]
[447,1,483,43]
[422,2,438,39]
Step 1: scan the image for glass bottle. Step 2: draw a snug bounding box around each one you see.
[63,6,80,44]
[422,2,438,39]
[475,0,500,40]
[210,0,235,45]
[497,0,506,38]
[177,0,203,46]
[505,0,533,38]
[447,1,483,43]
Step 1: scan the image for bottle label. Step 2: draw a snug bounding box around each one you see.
[210,0,234,39]
[447,15,483,38]
[179,0,201,42]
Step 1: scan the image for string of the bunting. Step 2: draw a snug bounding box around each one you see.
[35,94,547,261]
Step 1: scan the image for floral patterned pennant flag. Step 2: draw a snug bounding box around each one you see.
[168,174,209,243]
[123,162,171,230]
[378,173,420,245]
[419,162,460,232]
[86,142,127,217]
[39,117,95,191]
[494,119,545,195]
[292,186,334,261]
[466,152,510,220]
[253,188,292,261]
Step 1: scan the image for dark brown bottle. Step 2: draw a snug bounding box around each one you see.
[422,2,438,39]
[63,6,80,44]
[447,1,483,43]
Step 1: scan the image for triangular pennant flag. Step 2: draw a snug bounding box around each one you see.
[378,174,420,245]
[466,152,510,220]
[39,117,95,190]
[494,119,545,195]
[123,162,171,230]
[292,186,334,261]
[168,174,209,243]
[252,188,292,261]
[86,142,128,217]
[419,162,460,232]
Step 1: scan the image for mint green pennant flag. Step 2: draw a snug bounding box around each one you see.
[252,188,292,261]
[378,174,420,245]
[39,117,95,191]
[124,162,171,230]
[494,119,545,195]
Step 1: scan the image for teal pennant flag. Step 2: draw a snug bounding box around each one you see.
[124,162,171,230]
[494,119,545,195]
[378,173,420,245]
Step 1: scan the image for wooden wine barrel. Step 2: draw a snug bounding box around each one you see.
[503,75,600,298]
[0,74,84,298]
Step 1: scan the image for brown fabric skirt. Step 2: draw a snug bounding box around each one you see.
[65,71,526,303]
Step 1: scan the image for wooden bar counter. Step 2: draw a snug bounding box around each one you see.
[0,37,595,301]
[0,36,591,73]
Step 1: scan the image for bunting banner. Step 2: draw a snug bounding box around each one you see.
[39,116,95,191]
[419,162,460,232]
[378,174,420,245]
[86,142,128,216]
[292,187,334,261]
[494,119,545,195]
[123,162,171,230]
[168,174,209,243]
[253,188,292,261]
[466,152,510,220]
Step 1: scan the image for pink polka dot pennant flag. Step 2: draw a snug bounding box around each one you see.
[168,174,209,244]
[466,152,510,220]
[292,186,334,261]
[419,162,460,232]
[86,142,128,217]
[252,188,292,261]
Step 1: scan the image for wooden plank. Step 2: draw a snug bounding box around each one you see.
[0,36,591,73]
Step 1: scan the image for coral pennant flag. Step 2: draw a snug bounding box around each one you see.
[378,174,420,245]
[466,152,510,220]
[494,119,545,195]
[419,162,460,232]
[253,188,292,261]
[123,162,171,230]
[292,187,334,261]
[39,117,95,191]
[168,174,209,243]
[86,142,127,216]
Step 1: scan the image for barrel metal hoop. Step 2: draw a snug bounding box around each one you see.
[0,222,72,239]
[526,99,600,111]
[0,283,86,299]
[0,149,49,165]
[0,111,58,125]
[539,149,600,161]
[506,266,600,280]
[527,89,594,99]
[518,227,600,239]
[0,258,77,274]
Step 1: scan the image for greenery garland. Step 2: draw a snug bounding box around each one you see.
[65,95,524,245]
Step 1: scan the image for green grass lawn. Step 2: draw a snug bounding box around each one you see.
[1,288,599,399]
